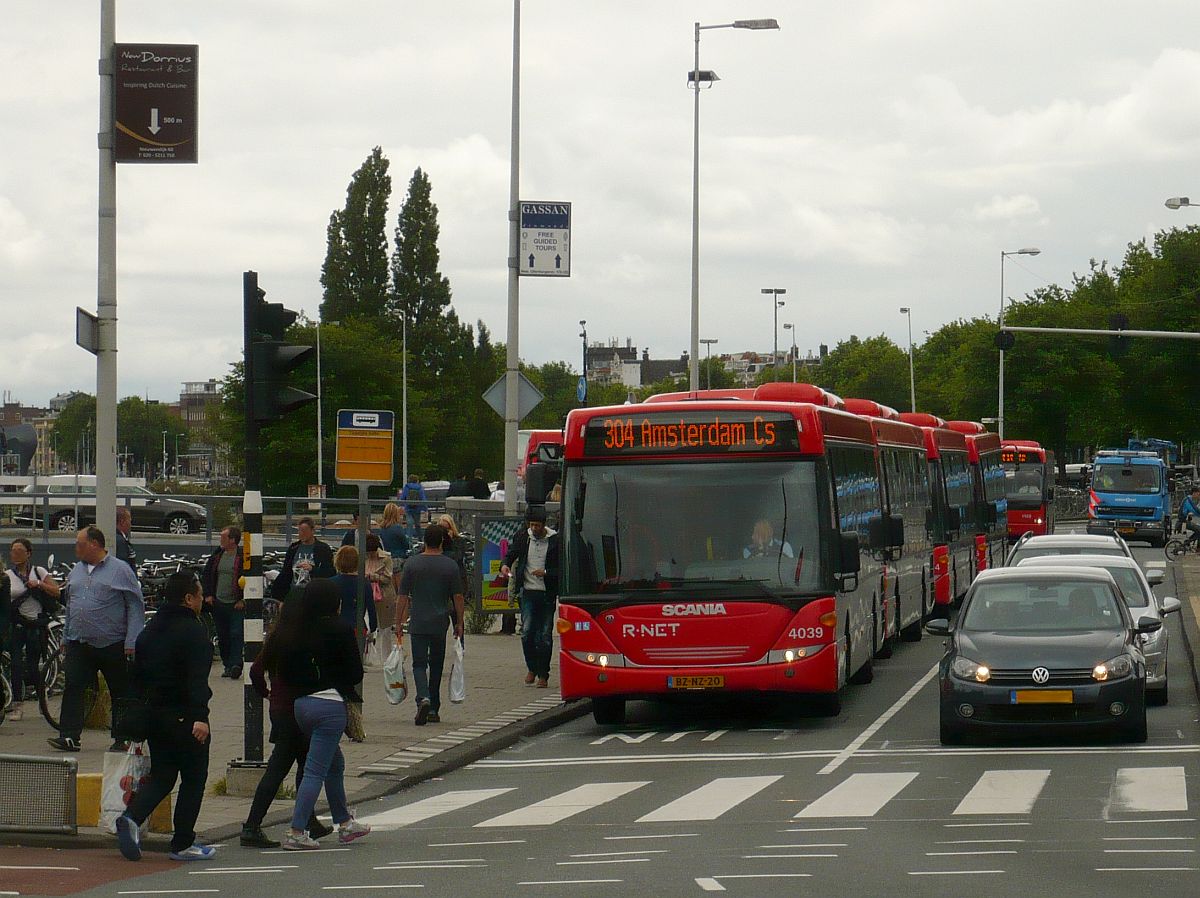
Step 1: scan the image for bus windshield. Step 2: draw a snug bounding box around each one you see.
[1092,463,1160,494]
[561,459,826,598]
[1003,462,1047,502]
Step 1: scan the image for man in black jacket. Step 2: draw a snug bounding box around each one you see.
[115,507,137,570]
[500,507,560,688]
[115,571,214,862]
[272,518,335,600]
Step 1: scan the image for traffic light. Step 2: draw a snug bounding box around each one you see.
[243,270,316,425]
[1109,312,1129,357]
[995,330,1015,350]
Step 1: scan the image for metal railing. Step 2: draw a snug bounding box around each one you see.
[0,753,77,834]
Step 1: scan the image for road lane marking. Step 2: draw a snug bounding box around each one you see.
[556,859,650,866]
[796,772,918,818]
[570,850,668,857]
[261,848,350,854]
[0,865,81,870]
[781,827,866,833]
[908,870,1005,876]
[757,843,848,849]
[701,730,727,742]
[373,864,486,870]
[696,874,812,891]
[936,839,1025,844]
[1104,837,1195,841]
[321,887,425,891]
[817,661,939,774]
[427,840,526,847]
[926,850,1018,856]
[1109,767,1189,814]
[519,880,622,886]
[118,892,221,895]
[1105,818,1196,824]
[603,833,698,840]
[741,853,838,859]
[358,788,514,829]
[637,776,782,822]
[953,770,1050,815]
[476,782,649,827]
[1104,849,1195,854]
[1096,867,1198,872]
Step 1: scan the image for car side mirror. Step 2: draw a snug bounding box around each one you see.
[1160,597,1182,615]
[1136,616,1163,634]
[1145,569,1165,586]
[925,618,951,636]
[837,530,861,577]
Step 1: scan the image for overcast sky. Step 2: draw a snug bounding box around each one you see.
[4,1,1200,407]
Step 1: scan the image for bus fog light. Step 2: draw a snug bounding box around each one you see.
[957,703,975,718]
[1109,702,1126,716]
[784,650,795,663]
[599,655,609,667]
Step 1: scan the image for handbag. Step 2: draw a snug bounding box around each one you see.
[345,700,366,742]
[383,645,408,704]
[371,580,384,604]
[449,637,466,704]
[99,743,151,834]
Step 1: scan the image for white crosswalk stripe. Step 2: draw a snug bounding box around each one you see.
[795,772,919,818]
[1109,767,1189,813]
[953,770,1051,815]
[358,789,514,830]
[637,776,782,823]
[476,782,650,827]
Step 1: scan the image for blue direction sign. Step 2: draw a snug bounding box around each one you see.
[577,376,588,403]
[519,201,571,277]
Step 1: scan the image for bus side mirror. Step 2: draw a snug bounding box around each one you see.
[526,463,558,504]
[945,506,961,531]
[868,516,886,550]
[1046,486,1055,500]
[886,513,905,548]
[837,530,861,576]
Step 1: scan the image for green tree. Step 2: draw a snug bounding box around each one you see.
[52,394,97,463]
[320,146,393,322]
[813,335,910,410]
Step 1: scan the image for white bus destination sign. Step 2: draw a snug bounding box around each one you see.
[519,201,571,277]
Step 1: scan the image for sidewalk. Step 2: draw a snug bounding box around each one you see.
[0,627,587,849]
[1171,556,1200,697]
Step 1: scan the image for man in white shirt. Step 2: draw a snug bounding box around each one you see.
[499,507,560,688]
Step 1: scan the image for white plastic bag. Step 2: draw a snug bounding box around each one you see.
[363,631,382,668]
[383,644,408,705]
[449,637,466,704]
[100,743,151,834]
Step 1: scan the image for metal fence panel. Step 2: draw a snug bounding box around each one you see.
[0,753,77,834]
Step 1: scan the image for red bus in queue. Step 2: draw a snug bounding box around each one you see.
[945,421,1008,571]
[898,413,976,614]
[841,399,934,650]
[550,382,912,725]
[1001,439,1056,541]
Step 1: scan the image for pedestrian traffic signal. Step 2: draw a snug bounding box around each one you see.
[995,330,1015,350]
[243,270,316,425]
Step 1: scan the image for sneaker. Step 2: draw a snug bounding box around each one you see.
[47,736,81,752]
[308,821,334,841]
[282,829,320,851]
[536,677,549,688]
[427,711,441,723]
[169,843,216,862]
[524,672,536,686]
[414,698,430,726]
[337,818,371,845]
[240,826,280,849]
[220,668,231,678]
[6,702,22,722]
[229,666,243,680]
[115,814,142,861]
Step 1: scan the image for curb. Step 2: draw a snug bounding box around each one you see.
[1170,561,1200,699]
[0,699,590,853]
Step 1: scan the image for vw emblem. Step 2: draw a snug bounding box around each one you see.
[1031,667,1050,685]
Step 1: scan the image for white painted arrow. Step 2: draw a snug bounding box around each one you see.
[148,108,160,135]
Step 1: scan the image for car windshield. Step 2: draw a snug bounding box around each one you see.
[1092,463,1160,494]
[963,579,1126,631]
[561,459,826,597]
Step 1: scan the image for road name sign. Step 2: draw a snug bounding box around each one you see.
[519,201,571,277]
[335,409,394,485]
[113,43,199,163]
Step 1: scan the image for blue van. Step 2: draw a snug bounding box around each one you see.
[1086,450,1171,546]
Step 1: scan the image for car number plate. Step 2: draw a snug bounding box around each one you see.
[1011,689,1073,704]
[1118,526,1136,534]
[668,675,724,690]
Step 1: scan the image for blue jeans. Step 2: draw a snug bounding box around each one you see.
[520,589,555,680]
[291,696,350,830]
[211,601,244,671]
[405,509,423,540]
[410,632,447,712]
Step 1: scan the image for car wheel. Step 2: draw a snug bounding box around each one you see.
[164,514,192,534]
[1120,703,1148,743]
[940,717,966,745]
[591,697,625,726]
[52,512,77,532]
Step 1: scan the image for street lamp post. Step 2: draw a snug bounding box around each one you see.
[782,323,796,383]
[998,246,1041,440]
[899,307,916,412]
[700,337,719,389]
[160,430,168,481]
[762,288,786,374]
[688,17,780,391]
[579,320,588,406]
[174,433,181,478]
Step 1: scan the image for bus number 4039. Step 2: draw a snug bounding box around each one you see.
[789,626,825,641]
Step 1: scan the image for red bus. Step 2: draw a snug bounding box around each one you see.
[1001,439,1056,540]
[945,421,1007,571]
[898,413,976,613]
[550,384,913,725]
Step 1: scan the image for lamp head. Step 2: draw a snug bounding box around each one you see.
[899,307,910,314]
[1017,247,1040,256]
[1166,197,1190,210]
[733,19,780,30]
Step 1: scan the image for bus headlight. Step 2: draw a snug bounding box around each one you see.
[768,645,824,664]
[569,650,626,668]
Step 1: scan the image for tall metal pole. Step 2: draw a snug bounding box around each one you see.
[402,310,408,485]
[998,251,1006,440]
[316,319,324,521]
[901,307,916,412]
[773,301,780,375]
[95,0,118,536]
[503,0,521,515]
[689,22,701,392]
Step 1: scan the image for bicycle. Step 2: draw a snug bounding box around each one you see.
[1164,530,1200,562]
[0,650,12,727]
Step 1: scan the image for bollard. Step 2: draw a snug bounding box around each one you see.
[236,490,265,765]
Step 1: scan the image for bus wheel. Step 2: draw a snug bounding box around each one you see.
[900,598,923,642]
[874,597,894,659]
[849,657,874,685]
[592,697,626,726]
[813,692,842,716]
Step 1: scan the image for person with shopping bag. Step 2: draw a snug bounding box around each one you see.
[396,524,464,726]
[114,571,214,862]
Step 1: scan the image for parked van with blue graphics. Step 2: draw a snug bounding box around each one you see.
[1086,450,1171,546]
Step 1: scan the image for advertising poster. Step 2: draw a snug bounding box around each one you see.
[475,517,524,613]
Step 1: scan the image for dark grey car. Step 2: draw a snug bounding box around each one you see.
[18,482,207,534]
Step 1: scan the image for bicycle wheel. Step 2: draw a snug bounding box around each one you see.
[1165,538,1188,562]
[0,671,12,727]
[40,671,99,732]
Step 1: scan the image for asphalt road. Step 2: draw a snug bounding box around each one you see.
[59,536,1199,897]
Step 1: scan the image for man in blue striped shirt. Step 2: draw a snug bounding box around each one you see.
[48,526,145,752]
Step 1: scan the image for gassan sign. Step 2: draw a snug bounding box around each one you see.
[519,201,571,277]
[113,44,198,163]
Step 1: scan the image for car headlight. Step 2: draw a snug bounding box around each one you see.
[1093,654,1134,681]
[951,656,991,683]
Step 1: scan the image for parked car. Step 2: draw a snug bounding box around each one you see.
[1005,531,1134,566]
[927,566,1158,744]
[1016,554,1182,704]
[16,475,207,534]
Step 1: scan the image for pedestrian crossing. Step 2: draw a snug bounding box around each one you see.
[357,765,1193,831]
